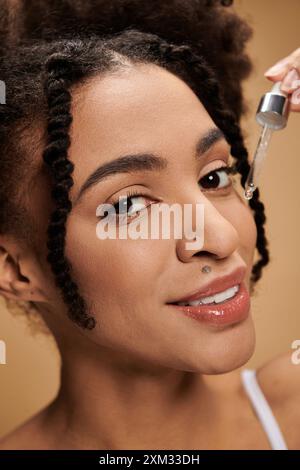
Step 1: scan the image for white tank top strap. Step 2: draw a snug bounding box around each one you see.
[241,368,288,450]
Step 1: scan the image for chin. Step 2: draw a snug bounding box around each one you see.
[179,314,256,375]
[206,316,256,375]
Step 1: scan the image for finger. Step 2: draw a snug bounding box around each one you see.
[264,57,292,80]
[265,53,299,80]
[290,87,300,112]
[281,68,300,93]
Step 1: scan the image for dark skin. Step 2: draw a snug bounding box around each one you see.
[0,63,299,450]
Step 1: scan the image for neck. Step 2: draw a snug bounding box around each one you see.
[49,334,236,449]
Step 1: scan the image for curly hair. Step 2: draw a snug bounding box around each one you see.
[0,6,269,330]
[2,0,253,122]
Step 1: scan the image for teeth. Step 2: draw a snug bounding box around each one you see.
[214,286,239,303]
[176,285,239,306]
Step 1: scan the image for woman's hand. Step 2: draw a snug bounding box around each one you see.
[264,48,300,112]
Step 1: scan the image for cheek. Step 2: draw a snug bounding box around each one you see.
[65,214,171,308]
[218,196,257,265]
[236,203,257,263]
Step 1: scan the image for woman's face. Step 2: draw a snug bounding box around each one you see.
[33,63,257,374]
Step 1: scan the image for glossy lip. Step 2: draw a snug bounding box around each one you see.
[167,281,250,327]
[167,265,247,304]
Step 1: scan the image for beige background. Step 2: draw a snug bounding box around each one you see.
[0,0,299,438]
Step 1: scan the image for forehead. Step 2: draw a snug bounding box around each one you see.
[69,63,217,180]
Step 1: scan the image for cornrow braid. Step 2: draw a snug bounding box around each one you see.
[42,52,95,330]
[155,41,270,286]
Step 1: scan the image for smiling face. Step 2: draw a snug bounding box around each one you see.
[29,63,257,374]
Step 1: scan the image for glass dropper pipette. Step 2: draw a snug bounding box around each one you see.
[244,81,291,200]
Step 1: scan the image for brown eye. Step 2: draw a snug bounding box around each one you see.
[199,166,232,190]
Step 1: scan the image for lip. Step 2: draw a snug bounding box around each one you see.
[167,281,250,327]
[168,266,247,304]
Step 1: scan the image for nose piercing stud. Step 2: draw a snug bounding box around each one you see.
[201,265,211,273]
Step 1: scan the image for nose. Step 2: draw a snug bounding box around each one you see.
[176,193,239,263]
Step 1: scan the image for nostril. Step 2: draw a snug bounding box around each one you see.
[194,251,212,257]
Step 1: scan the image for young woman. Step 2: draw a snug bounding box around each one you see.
[0,0,300,450]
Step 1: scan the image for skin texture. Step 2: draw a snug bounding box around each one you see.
[0,64,299,449]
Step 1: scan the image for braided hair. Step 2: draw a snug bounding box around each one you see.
[42,53,96,330]
[0,29,269,330]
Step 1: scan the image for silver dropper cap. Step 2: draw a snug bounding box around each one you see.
[255,81,290,130]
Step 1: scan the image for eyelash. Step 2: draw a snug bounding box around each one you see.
[102,163,237,221]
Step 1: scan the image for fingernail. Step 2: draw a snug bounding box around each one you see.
[264,59,289,76]
[281,68,300,92]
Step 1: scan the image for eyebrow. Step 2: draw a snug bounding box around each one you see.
[73,126,225,206]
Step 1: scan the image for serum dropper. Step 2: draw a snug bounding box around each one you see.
[244,81,290,200]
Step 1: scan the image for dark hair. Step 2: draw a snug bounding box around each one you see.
[3,0,252,122]
[0,8,269,330]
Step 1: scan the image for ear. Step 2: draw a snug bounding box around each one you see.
[0,237,51,303]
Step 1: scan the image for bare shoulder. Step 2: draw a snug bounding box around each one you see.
[256,350,300,449]
[256,349,300,403]
[0,407,51,450]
